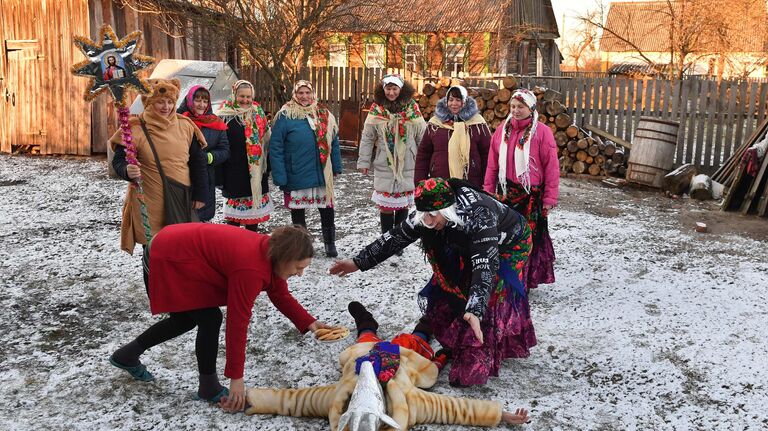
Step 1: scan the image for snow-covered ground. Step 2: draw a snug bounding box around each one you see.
[1,154,766,430]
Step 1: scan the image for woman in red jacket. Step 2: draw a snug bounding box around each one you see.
[109,224,330,412]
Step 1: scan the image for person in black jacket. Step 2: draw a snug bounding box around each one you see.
[330,178,536,387]
[177,85,230,222]
[217,80,272,232]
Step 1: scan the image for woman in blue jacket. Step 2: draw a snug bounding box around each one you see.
[269,80,342,256]
[177,85,230,221]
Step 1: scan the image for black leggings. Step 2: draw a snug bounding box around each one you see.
[135,307,223,375]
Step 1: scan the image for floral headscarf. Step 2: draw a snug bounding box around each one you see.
[219,80,270,200]
[177,85,227,131]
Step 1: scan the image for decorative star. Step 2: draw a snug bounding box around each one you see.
[71,24,155,106]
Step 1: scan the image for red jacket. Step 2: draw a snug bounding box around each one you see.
[148,223,316,379]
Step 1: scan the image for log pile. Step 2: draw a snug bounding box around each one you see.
[413,77,628,179]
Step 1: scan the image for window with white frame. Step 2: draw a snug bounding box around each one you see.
[404,44,424,72]
[329,43,347,67]
[366,43,385,68]
[445,43,466,75]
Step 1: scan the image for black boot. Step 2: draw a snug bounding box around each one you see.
[380,212,394,234]
[319,208,337,257]
[394,208,409,225]
[321,226,338,257]
[348,301,379,336]
[291,209,307,228]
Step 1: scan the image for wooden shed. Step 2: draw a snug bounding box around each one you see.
[0,0,237,156]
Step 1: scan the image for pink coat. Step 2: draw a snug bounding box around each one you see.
[483,117,560,206]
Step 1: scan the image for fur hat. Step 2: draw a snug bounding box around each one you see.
[373,79,415,113]
[141,78,181,107]
[414,178,455,211]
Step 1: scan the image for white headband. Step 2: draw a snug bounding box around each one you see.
[511,89,537,109]
[382,75,404,88]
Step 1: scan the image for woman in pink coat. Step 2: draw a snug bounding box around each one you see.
[483,88,559,290]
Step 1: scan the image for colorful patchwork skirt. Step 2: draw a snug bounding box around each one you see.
[496,183,556,289]
[418,227,536,387]
[222,193,273,225]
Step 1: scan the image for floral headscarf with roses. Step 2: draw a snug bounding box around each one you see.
[276,80,339,204]
[218,79,270,201]
[414,178,455,211]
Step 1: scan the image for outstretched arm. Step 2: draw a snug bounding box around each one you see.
[350,212,422,271]
[406,388,503,427]
[245,385,337,418]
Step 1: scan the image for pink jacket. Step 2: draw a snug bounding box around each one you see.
[483,117,560,206]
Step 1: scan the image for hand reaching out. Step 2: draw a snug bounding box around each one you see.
[329,259,359,277]
[501,408,529,425]
[463,312,483,344]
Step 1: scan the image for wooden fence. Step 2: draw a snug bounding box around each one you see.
[518,76,768,174]
[247,67,768,174]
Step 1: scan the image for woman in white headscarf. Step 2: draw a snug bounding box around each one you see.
[415,84,491,188]
[269,80,342,257]
[218,80,273,231]
[483,88,560,290]
[357,74,426,235]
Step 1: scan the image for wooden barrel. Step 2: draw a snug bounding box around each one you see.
[626,117,680,187]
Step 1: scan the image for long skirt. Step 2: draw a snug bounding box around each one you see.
[497,182,556,289]
[418,228,536,387]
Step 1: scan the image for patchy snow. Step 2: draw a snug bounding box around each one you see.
[0,154,767,430]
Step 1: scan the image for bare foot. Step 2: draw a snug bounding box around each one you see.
[501,408,529,425]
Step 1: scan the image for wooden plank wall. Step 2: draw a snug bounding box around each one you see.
[517,76,768,174]
[0,0,233,156]
[88,0,230,154]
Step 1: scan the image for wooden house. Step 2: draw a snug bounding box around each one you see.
[0,0,235,156]
[599,1,768,79]
[311,0,561,77]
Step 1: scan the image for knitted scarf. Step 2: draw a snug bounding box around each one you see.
[277,80,338,204]
[365,100,423,184]
[219,80,270,199]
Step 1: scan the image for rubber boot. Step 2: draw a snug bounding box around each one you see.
[322,226,338,258]
[291,209,307,228]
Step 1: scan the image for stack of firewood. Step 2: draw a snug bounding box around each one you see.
[556,130,628,177]
[413,78,628,178]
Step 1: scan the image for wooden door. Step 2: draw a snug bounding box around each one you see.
[5,43,44,151]
[1,0,45,152]
[0,0,10,152]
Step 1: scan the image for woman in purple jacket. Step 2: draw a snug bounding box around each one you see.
[415,85,491,188]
